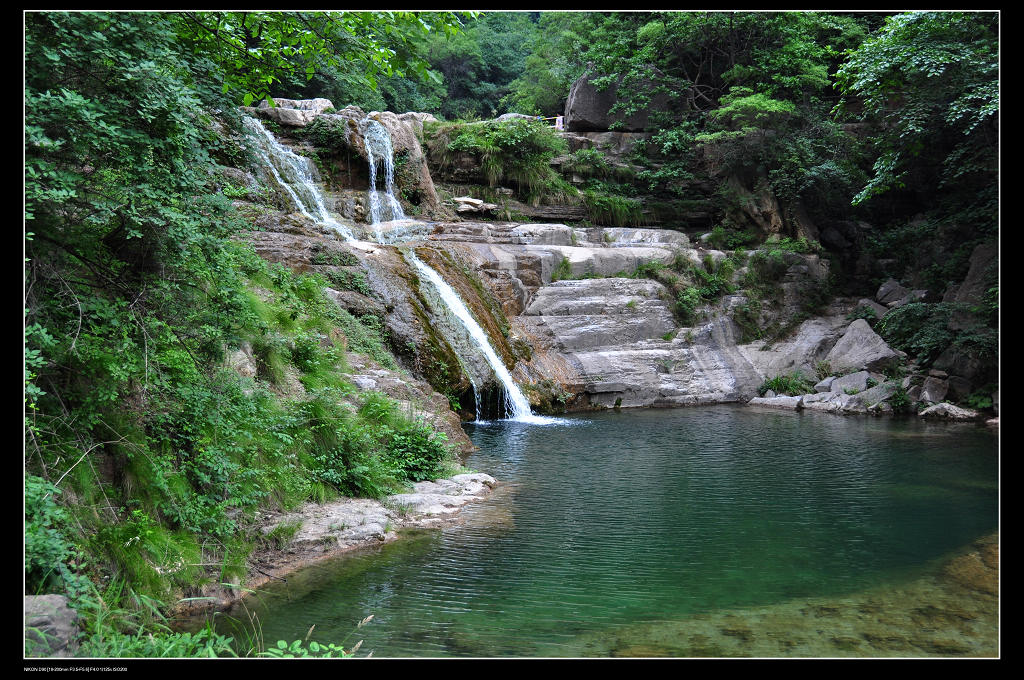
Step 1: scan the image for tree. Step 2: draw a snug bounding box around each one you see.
[835,11,998,206]
[171,11,471,106]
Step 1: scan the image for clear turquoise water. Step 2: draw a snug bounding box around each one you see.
[221,406,998,657]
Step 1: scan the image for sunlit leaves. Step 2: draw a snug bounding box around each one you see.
[170,11,469,106]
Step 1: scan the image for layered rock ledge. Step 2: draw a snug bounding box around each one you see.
[168,473,497,620]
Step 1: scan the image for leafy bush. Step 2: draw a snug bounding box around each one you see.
[876,302,954,366]
[428,117,571,204]
[583,190,644,227]
[707,225,758,250]
[675,287,702,324]
[358,393,455,483]
[25,476,88,597]
[846,305,880,326]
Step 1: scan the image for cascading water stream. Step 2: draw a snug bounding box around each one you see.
[244,117,355,241]
[358,119,548,422]
[406,251,554,424]
[362,118,406,237]
[247,113,549,423]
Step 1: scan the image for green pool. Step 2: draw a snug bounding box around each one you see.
[220,406,999,657]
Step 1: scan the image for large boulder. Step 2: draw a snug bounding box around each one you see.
[876,279,911,306]
[564,69,671,132]
[931,240,998,385]
[824,319,904,373]
[831,370,869,394]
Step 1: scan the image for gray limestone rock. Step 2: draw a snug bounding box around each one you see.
[824,319,904,373]
[564,70,669,132]
[857,298,889,319]
[855,381,898,408]
[919,376,949,403]
[876,279,910,305]
[814,376,837,393]
[919,403,980,421]
[748,395,803,410]
[25,595,79,658]
[255,98,331,127]
[831,370,870,394]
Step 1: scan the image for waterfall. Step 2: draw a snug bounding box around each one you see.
[406,251,552,424]
[243,117,355,241]
[246,113,548,423]
[362,118,406,232]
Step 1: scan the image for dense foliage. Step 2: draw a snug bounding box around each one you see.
[24,10,465,657]
[426,117,573,204]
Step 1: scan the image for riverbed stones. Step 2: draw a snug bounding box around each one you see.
[748,395,803,410]
[388,474,498,525]
[263,472,498,554]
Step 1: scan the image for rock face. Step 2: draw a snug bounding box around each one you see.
[235,102,994,422]
[24,595,79,657]
[564,70,670,132]
[253,100,440,217]
[824,319,904,373]
[256,97,335,126]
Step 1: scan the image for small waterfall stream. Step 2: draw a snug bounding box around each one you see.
[244,117,355,241]
[362,118,406,237]
[247,113,545,423]
[406,250,552,423]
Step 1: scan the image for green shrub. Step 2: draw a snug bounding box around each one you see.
[25,476,88,597]
[889,385,912,414]
[758,372,815,397]
[876,302,954,366]
[847,305,880,326]
[675,287,702,324]
[551,256,573,282]
[707,225,758,250]
[429,118,571,204]
[583,190,644,227]
[358,393,455,483]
